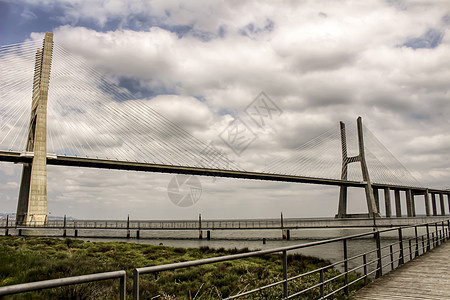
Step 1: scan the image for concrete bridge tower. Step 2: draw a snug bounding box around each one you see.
[337,117,381,218]
[16,32,53,225]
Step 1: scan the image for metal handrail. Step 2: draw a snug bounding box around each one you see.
[133,219,450,300]
[0,270,126,299]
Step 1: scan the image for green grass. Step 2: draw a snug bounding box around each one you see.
[0,236,365,299]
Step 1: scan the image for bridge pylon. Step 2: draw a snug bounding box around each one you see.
[336,117,381,218]
[16,32,53,226]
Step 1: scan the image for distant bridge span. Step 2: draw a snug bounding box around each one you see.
[1,150,444,193]
[2,149,450,222]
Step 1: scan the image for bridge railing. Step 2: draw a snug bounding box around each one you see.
[132,219,450,300]
[3,216,449,231]
[3,216,450,232]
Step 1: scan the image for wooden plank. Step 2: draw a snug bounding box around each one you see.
[353,241,450,299]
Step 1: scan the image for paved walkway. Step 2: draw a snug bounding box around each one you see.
[353,241,450,299]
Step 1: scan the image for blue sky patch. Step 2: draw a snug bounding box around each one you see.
[239,19,274,38]
[403,29,444,49]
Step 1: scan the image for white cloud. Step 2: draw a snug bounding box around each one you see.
[147,95,213,132]
[1,0,450,219]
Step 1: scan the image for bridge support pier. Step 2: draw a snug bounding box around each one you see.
[406,190,415,217]
[439,193,446,216]
[337,122,348,218]
[374,188,380,214]
[16,32,53,226]
[431,193,438,216]
[394,189,402,217]
[424,190,431,216]
[447,194,450,215]
[384,188,392,217]
[336,117,380,218]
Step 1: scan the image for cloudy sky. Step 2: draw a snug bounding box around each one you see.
[0,0,449,220]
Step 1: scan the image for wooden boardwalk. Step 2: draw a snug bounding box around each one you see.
[353,241,450,299]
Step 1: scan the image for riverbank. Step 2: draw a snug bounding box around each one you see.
[0,236,361,299]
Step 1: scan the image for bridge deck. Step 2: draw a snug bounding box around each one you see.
[353,241,450,299]
[3,150,449,193]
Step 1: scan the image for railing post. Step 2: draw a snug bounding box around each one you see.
[445,221,450,240]
[5,215,9,236]
[435,223,439,246]
[390,244,394,271]
[198,214,202,239]
[120,272,126,300]
[282,250,288,298]
[126,215,130,239]
[375,231,382,278]
[409,239,412,261]
[343,239,349,295]
[398,228,404,265]
[414,226,419,258]
[447,220,450,238]
[320,269,324,298]
[62,215,67,237]
[442,221,445,241]
[363,254,368,286]
[426,224,430,251]
[422,236,425,254]
[133,269,139,300]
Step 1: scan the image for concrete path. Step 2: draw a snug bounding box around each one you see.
[353,241,450,300]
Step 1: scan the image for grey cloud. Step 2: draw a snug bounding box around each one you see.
[443,15,450,25]
[290,50,358,73]
[2,0,450,219]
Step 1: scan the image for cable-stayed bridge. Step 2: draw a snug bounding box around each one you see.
[1,33,449,225]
